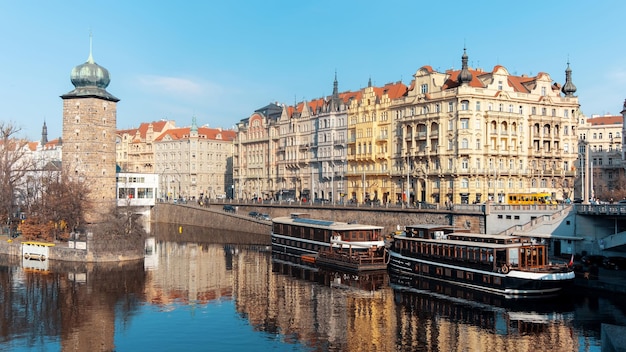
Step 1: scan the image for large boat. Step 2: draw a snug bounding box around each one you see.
[387,224,575,297]
[271,213,387,272]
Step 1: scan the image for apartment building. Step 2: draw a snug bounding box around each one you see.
[234,76,358,202]
[346,79,408,204]
[154,117,236,200]
[578,114,624,200]
[116,120,176,173]
[391,50,580,205]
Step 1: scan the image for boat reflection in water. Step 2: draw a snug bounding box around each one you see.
[271,253,388,294]
[389,271,576,338]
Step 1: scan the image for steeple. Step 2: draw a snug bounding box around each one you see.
[329,71,342,112]
[561,61,577,97]
[457,48,473,85]
[41,120,48,146]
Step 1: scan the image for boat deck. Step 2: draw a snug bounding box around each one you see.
[315,249,387,272]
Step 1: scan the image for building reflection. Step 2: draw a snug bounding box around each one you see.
[0,233,610,351]
[0,255,146,351]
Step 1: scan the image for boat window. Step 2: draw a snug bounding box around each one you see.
[508,248,519,266]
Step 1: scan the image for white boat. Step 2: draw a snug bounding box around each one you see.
[387,224,575,297]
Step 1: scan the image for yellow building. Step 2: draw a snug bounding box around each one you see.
[346,79,408,204]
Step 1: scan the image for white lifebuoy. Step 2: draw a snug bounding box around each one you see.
[40,255,45,261]
[501,264,509,274]
[24,253,30,260]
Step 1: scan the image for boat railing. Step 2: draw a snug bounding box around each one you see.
[318,249,386,266]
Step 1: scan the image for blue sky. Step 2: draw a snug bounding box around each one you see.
[1,1,625,141]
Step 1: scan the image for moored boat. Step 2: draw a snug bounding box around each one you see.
[271,213,387,272]
[387,224,574,298]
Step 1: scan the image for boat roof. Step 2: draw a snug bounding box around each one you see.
[395,232,536,249]
[272,216,384,231]
[405,224,457,230]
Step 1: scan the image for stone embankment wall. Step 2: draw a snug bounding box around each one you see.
[152,202,486,235]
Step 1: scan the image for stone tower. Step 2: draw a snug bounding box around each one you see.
[61,39,119,223]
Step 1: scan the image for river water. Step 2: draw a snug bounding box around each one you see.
[1,224,624,351]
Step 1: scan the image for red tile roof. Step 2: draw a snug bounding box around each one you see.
[155,127,236,142]
[588,115,622,125]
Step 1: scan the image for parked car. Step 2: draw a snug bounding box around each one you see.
[581,255,607,266]
[223,205,235,213]
[248,211,259,218]
[258,214,271,221]
[603,256,626,270]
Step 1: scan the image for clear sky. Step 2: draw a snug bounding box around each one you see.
[1,1,625,141]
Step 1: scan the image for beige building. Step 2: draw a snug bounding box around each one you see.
[234,77,357,202]
[390,50,581,205]
[154,118,236,200]
[578,114,624,201]
[116,120,176,173]
[234,51,582,206]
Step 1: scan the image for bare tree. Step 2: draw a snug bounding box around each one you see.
[0,122,32,232]
[20,165,92,241]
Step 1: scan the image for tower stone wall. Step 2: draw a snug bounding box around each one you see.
[62,97,117,222]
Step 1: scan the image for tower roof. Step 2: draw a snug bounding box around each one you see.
[61,36,119,102]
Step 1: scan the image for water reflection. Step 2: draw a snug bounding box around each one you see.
[0,225,624,351]
[0,254,146,351]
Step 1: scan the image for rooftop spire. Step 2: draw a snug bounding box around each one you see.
[561,60,577,97]
[457,47,473,85]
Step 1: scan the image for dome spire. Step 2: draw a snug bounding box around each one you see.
[62,34,119,102]
[561,60,577,97]
[87,31,94,64]
[457,47,473,85]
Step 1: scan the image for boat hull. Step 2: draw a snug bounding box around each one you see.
[388,251,574,298]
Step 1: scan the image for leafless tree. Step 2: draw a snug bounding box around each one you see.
[0,122,32,231]
[20,164,92,241]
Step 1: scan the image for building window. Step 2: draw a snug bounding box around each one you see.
[541,107,547,116]
[421,84,428,94]
[461,158,468,169]
[476,139,481,149]
[519,106,523,114]
[448,102,454,112]
[461,100,469,111]
[564,109,569,118]
[435,103,440,113]
[461,119,469,129]
[498,81,503,90]
[508,104,514,113]
[476,101,481,111]
[541,87,546,96]
[461,178,469,188]
[461,138,469,149]
[531,107,536,115]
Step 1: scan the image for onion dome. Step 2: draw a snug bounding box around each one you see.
[561,62,577,97]
[457,48,473,85]
[62,39,119,102]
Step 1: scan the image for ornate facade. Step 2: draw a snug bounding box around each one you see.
[236,51,582,206]
[116,120,176,173]
[391,51,580,205]
[154,118,236,200]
